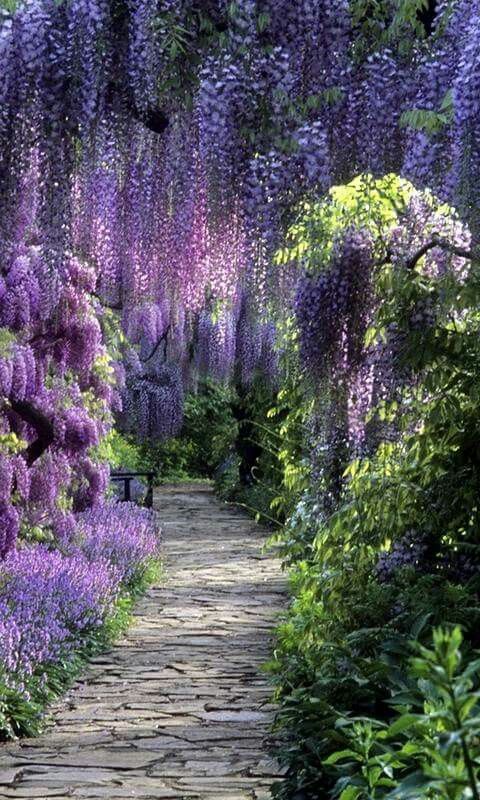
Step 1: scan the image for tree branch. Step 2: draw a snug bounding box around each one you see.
[141,325,171,363]
[28,329,66,347]
[405,236,475,271]
[8,400,55,465]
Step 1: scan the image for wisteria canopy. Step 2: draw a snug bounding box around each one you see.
[0,0,478,557]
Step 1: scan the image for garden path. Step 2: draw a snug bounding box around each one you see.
[0,484,286,800]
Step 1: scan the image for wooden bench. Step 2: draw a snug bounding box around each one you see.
[110,471,155,508]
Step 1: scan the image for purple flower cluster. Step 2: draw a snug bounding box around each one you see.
[376,530,429,583]
[76,501,159,584]
[233,298,279,388]
[0,501,159,699]
[376,531,480,586]
[0,503,20,559]
[294,229,374,382]
[195,310,236,383]
[56,407,100,454]
[123,363,184,442]
[0,229,116,554]
[0,547,118,682]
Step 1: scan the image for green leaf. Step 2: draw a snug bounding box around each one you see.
[386,714,419,737]
[339,788,362,800]
[257,11,270,32]
[324,748,361,765]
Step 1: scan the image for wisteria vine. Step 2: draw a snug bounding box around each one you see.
[0,0,478,554]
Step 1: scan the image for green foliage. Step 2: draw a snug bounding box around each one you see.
[180,380,238,477]
[400,91,454,136]
[349,0,454,58]
[276,174,412,273]
[267,177,480,798]
[97,428,143,472]
[270,556,480,797]
[328,627,480,800]
[214,379,281,517]
[0,327,16,357]
[331,241,480,580]
[129,379,239,482]
[215,375,309,527]
[266,385,312,523]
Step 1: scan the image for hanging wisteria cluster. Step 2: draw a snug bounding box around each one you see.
[2,1,479,300]
[2,1,480,749]
[295,187,472,512]
[0,239,115,555]
[294,229,374,383]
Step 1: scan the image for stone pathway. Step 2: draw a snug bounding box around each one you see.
[0,484,286,799]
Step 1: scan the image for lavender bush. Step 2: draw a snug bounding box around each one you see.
[76,501,159,584]
[0,501,160,739]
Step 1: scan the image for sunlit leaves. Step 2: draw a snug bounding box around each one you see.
[400,92,454,136]
[328,627,480,800]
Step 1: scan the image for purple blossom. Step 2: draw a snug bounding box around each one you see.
[376,530,429,583]
[76,500,159,583]
[56,407,99,454]
[294,228,374,382]
[0,502,159,704]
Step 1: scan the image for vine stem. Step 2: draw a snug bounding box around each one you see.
[405,236,475,271]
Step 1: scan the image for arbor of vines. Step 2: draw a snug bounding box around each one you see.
[0,0,479,553]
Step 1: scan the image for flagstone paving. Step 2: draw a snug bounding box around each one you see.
[0,484,286,799]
